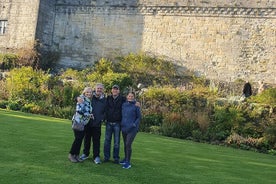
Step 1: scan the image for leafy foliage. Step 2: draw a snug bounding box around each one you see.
[6,67,50,103]
[0,53,19,70]
[115,53,177,86]
[249,88,276,105]
[0,53,275,154]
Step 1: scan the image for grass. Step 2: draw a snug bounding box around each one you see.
[0,109,276,184]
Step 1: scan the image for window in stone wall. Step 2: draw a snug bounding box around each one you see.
[0,20,7,35]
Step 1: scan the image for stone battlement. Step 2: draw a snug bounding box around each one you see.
[55,5,276,18]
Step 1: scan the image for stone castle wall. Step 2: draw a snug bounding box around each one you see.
[35,0,56,49]
[0,0,40,51]
[0,0,275,84]
[52,0,276,83]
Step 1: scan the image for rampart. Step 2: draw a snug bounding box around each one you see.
[0,0,275,83]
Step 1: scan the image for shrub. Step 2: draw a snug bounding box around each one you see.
[161,112,199,139]
[249,87,276,105]
[85,59,133,93]
[192,130,204,142]
[47,83,81,108]
[0,53,18,70]
[140,114,163,132]
[206,106,245,141]
[86,58,114,83]
[6,66,50,102]
[264,123,276,149]
[268,149,276,156]
[0,80,9,100]
[102,72,133,93]
[0,100,8,109]
[116,53,177,86]
[21,103,44,114]
[7,100,23,111]
[226,133,269,153]
[48,106,74,119]
[148,126,161,134]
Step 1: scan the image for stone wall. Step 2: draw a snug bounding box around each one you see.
[52,0,276,83]
[35,0,56,50]
[53,2,144,68]
[0,0,40,51]
[140,7,275,83]
[0,0,275,84]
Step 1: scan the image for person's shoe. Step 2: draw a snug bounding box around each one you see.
[119,159,126,165]
[79,154,88,161]
[68,154,78,163]
[74,155,83,162]
[122,162,131,169]
[94,156,101,164]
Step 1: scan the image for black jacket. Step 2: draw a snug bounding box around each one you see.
[106,95,126,123]
[88,94,106,127]
[243,82,252,97]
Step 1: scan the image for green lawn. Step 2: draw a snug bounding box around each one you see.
[0,109,276,184]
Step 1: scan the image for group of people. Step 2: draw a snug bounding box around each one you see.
[68,83,141,169]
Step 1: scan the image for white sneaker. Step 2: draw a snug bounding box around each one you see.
[94,156,101,164]
[79,154,88,161]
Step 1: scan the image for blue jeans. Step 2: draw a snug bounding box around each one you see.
[104,122,121,161]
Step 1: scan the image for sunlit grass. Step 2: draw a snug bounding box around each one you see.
[0,109,276,184]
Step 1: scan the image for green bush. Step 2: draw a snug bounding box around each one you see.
[6,66,50,102]
[206,106,245,141]
[264,123,276,149]
[48,84,80,107]
[102,72,133,93]
[0,80,8,100]
[85,59,133,93]
[116,53,177,86]
[21,103,44,114]
[0,53,19,70]
[140,114,163,132]
[48,106,74,119]
[161,112,199,139]
[250,87,276,105]
[148,126,161,134]
[7,100,22,111]
[268,149,276,156]
[226,133,269,153]
[0,100,8,109]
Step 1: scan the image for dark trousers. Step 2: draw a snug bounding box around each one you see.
[69,129,85,155]
[122,129,137,163]
[83,125,101,159]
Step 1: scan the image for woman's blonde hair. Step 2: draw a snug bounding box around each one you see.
[82,87,93,95]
